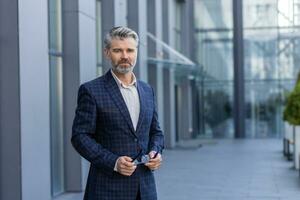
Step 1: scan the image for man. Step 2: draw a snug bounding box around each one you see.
[71,26,164,200]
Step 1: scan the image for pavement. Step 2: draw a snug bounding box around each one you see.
[54,139,300,200]
[156,139,300,200]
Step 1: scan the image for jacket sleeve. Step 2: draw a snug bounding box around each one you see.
[71,84,118,171]
[148,87,165,154]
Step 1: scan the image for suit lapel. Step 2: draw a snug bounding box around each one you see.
[104,71,136,136]
[136,82,146,134]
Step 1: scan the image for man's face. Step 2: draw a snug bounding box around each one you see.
[105,37,138,74]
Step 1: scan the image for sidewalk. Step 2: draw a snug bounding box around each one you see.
[156,139,300,200]
[55,139,300,200]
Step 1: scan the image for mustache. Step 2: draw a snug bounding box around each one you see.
[118,59,132,65]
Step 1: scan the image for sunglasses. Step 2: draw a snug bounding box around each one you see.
[132,150,159,165]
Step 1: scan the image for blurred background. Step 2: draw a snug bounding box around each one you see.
[1,0,300,199]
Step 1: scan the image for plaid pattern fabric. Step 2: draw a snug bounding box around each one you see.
[72,71,164,200]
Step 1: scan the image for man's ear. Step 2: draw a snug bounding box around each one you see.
[104,48,110,59]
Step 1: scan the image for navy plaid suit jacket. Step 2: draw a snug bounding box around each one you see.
[71,71,164,200]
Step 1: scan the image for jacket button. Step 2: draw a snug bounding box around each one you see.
[134,138,138,142]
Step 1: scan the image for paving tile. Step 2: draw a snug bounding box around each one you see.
[56,139,300,200]
[156,139,300,200]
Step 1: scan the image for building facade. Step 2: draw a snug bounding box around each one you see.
[1,0,300,199]
[0,0,197,199]
[194,0,300,139]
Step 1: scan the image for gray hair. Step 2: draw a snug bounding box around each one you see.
[104,26,139,49]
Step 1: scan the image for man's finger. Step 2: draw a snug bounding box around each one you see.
[116,156,137,176]
[119,156,135,167]
[145,162,160,168]
[120,171,132,176]
[120,164,136,171]
[120,169,134,174]
[123,161,135,167]
[148,151,156,159]
[123,156,133,162]
[149,153,162,160]
[145,158,162,170]
[147,157,161,163]
[118,167,136,175]
[122,156,136,167]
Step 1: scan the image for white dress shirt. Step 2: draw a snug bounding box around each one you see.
[111,70,140,131]
[111,70,141,171]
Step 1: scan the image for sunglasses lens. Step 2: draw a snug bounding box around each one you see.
[133,155,150,165]
[141,155,150,163]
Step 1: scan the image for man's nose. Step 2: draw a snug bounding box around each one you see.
[121,51,129,59]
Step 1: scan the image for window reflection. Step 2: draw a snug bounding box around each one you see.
[194,0,234,138]
[194,0,300,138]
[48,0,64,196]
[243,0,300,138]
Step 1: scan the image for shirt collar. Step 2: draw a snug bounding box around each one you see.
[111,69,137,88]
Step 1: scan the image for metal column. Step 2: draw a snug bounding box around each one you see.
[233,0,245,138]
[0,0,21,199]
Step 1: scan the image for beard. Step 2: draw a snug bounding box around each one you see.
[111,60,136,74]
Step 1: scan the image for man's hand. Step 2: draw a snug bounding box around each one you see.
[116,156,137,176]
[144,151,162,170]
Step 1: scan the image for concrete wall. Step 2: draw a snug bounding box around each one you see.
[172,0,194,140]
[18,0,51,199]
[0,0,22,199]
[63,0,97,192]
[127,0,148,81]
[78,0,98,189]
[114,0,127,26]
[147,0,165,131]
[62,0,82,192]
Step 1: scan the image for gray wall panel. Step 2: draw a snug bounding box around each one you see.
[0,0,22,199]
[127,0,148,81]
[62,0,83,192]
[162,0,169,44]
[188,0,196,61]
[78,9,97,189]
[161,0,176,148]
[101,0,115,73]
[79,14,97,83]
[233,0,245,138]
[18,0,51,199]
[147,0,164,131]
[147,0,156,57]
[178,77,193,140]
[163,68,176,148]
[79,0,96,19]
[114,0,127,26]
[63,0,98,191]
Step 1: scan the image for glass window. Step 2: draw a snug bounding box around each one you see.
[48,0,64,196]
[194,0,234,138]
[195,0,300,138]
[243,0,300,138]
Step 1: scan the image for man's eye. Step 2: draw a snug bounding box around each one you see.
[127,49,135,53]
[113,49,121,53]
